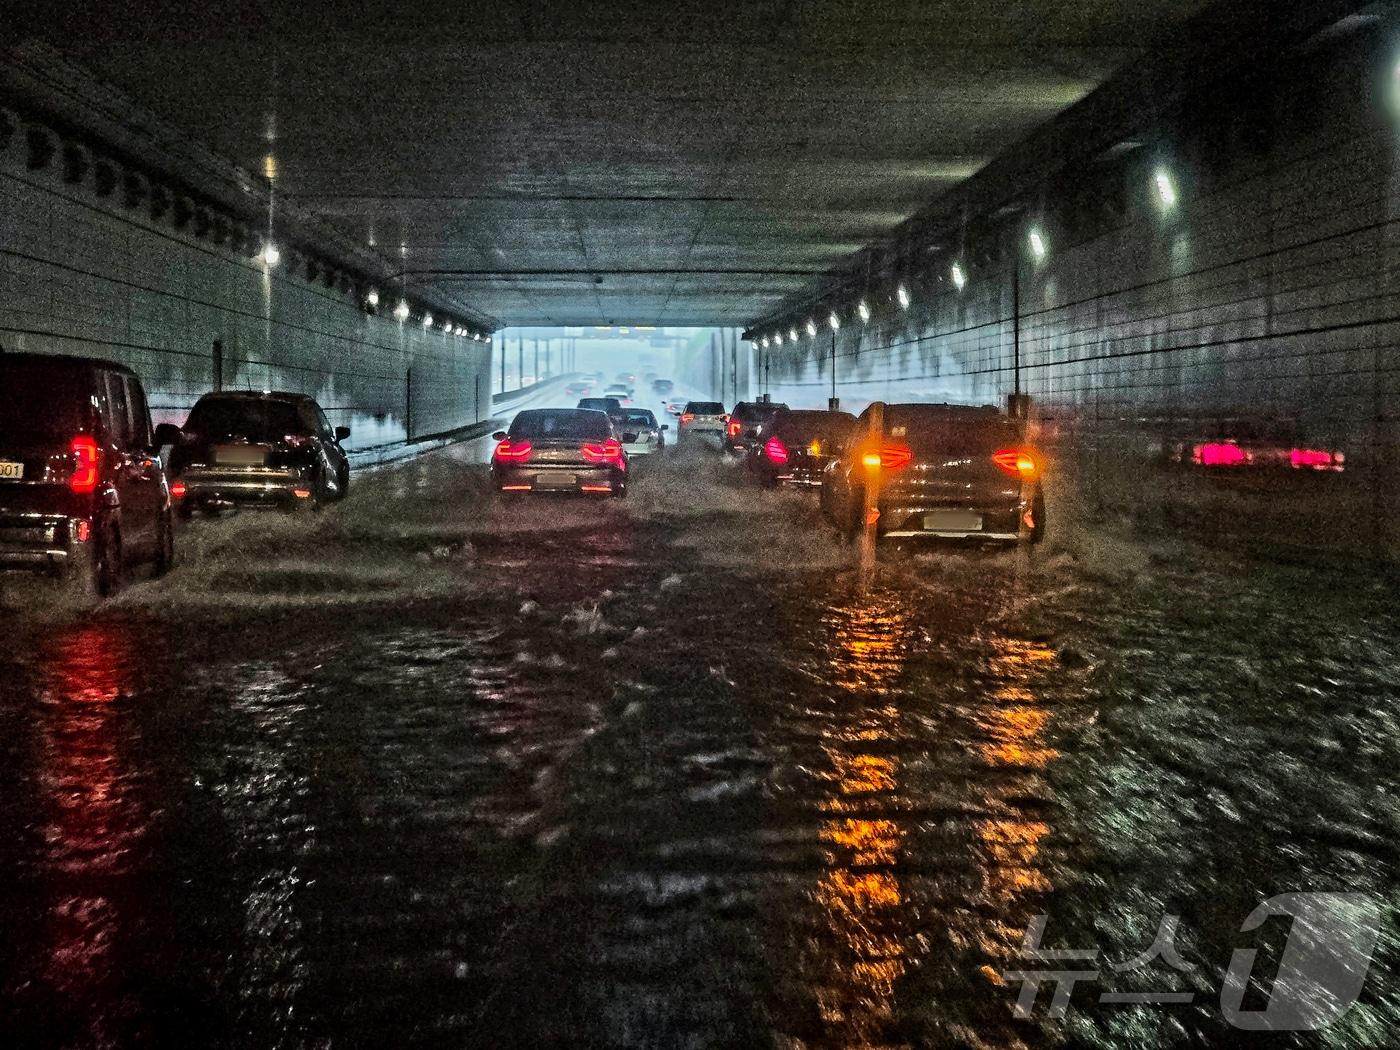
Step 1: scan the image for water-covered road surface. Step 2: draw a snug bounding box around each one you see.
[1,439,1397,1049]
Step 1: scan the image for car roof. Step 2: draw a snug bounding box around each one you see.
[195,390,313,404]
[0,350,139,378]
[883,403,1002,415]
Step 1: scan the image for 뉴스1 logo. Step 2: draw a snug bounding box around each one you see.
[1002,892,1381,1030]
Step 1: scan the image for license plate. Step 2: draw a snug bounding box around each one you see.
[924,510,983,532]
[0,461,23,481]
[214,445,268,467]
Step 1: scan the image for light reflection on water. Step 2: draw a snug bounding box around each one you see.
[811,590,915,1046]
[37,622,146,1047]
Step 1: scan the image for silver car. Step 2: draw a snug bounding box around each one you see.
[616,408,667,457]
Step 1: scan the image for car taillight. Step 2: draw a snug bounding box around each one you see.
[992,447,1038,479]
[170,480,187,500]
[764,436,789,464]
[69,435,100,494]
[581,438,623,465]
[283,433,315,448]
[494,438,533,463]
[879,442,912,471]
[1289,448,1344,471]
[727,418,742,438]
[1192,442,1248,468]
[681,413,694,424]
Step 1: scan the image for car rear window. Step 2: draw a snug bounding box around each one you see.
[686,402,723,414]
[776,411,857,443]
[0,360,90,438]
[511,410,610,440]
[883,408,1018,453]
[186,397,306,441]
[622,410,656,426]
[578,398,620,411]
[735,402,785,421]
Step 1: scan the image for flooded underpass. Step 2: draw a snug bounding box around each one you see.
[1,442,1398,1049]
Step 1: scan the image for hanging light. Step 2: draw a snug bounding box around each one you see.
[788,326,799,343]
[1028,228,1047,260]
[394,299,410,321]
[828,311,840,331]
[365,288,380,308]
[805,319,817,338]
[951,263,966,290]
[773,332,783,346]
[423,312,434,328]
[896,284,911,309]
[1154,168,1177,208]
[857,300,870,323]
[260,242,281,268]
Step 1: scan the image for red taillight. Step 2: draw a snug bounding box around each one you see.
[681,413,695,424]
[727,418,742,438]
[1290,448,1344,471]
[283,433,315,449]
[992,447,1037,479]
[69,436,100,494]
[764,436,789,464]
[581,438,623,465]
[170,480,187,500]
[1192,442,1247,468]
[494,438,533,463]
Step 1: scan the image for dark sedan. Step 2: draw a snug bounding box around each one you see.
[820,403,1043,543]
[492,409,628,498]
[749,408,856,487]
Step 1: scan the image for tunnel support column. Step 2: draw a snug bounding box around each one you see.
[859,401,884,579]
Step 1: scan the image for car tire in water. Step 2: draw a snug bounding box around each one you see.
[92,525,121,598]
[335,463,351,501]
[153,509,175,577]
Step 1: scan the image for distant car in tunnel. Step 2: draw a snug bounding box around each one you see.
[664,398,688,417]
[0,351,175,595]
[603,383,634,404]
[577,396,623,417]
[651,378,674,396]
[167,392,351,516]
[749,408,857,488]
[678,401,727,441]
[565,381,592,397]
[820,404,1043,544]
[616,409,667,457]
[723,400,788,456]
[492,409,627,498]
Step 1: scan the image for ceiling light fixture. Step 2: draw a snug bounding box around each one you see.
[858,300,870,323]
[805,319,817,338]
[951,263,966,290]
[260,243,280,268]
[1154,168,1177,208]
[365,288,380,308]
[896,283,911,309]
[1028,229,1047,260]
[394,300,410,321]
[828,311,840,331]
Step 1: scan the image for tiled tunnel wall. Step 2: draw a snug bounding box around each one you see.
[762,26,1400,566]
[0,129,492,449]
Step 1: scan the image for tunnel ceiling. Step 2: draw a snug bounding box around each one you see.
[21,0,1214,327]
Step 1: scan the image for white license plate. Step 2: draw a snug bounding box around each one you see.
[214,445,268,467]
[0,461,23,481]
[924,510,983,532]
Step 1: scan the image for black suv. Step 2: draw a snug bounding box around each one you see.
[724,400,788,455]
[167,391,351,515]
[0,352,176,595]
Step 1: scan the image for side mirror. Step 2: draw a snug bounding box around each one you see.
[334,425,351,442]
[660,424,669,431]
[622,432,639,443]
[492,430,508,441]
[153,423,184,447]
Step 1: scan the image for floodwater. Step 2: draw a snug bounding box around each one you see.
[1,437,1397,1049]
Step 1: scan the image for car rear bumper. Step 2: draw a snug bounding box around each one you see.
[178,465,314,507]
[876,501,1027,542]
[493,464,622,494]
[0,513,89,573]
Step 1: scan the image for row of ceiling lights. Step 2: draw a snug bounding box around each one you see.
[751,166,1180,349]
[257,246,491,341]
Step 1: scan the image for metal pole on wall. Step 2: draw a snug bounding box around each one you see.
[518,336,524,390]
[500,340,506,393]
[212,338,223,392]
[731,330,738,403]
[475,375,481,423]
[829,332,839,412]
[534,339,540,385]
